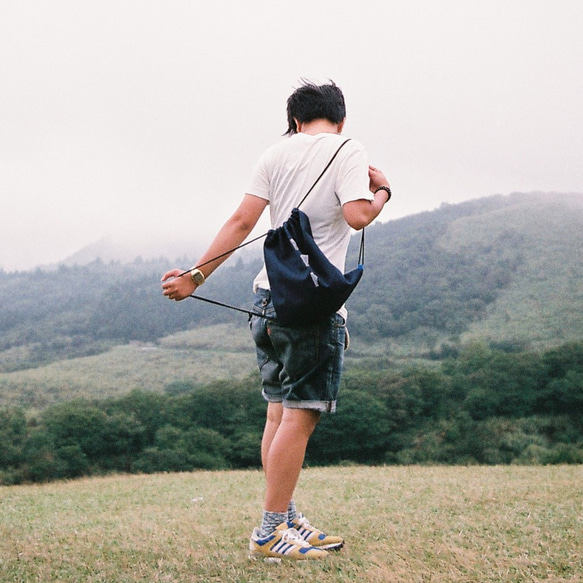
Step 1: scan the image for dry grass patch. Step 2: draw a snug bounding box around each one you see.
[1,466,581,582]
[0,323,256,409]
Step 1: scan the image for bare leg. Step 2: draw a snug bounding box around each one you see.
[263,407,320,512]
[261,402,283,472]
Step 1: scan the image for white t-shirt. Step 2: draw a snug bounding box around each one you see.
[247,132,373,318]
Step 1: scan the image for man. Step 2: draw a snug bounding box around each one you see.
[162,80,391,561]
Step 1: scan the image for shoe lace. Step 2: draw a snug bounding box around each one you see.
[280,527,311,548]
[296,515,321,534]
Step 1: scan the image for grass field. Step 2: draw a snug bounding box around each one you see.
[0,324,257,409]
[1,465,581,582]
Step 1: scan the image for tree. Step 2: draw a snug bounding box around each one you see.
[308,388,393,464]
[0,408,27,468]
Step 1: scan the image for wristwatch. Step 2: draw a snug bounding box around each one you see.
[190,268,206,286]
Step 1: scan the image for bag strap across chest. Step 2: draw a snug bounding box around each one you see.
[296,138,352,209]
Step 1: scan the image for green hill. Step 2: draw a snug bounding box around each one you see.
[455,193,583,346]
[1,191,582,407]
[346,191,583,353]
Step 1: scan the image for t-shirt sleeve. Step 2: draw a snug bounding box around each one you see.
[335,140,374,206]
[246,150,271,201]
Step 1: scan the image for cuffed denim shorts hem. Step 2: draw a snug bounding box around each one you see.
[260,389,338,413]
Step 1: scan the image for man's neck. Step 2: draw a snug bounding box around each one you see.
[298,119,342,135]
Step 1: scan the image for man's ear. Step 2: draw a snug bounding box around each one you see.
[337,119,346,134]
[293,118,301,133]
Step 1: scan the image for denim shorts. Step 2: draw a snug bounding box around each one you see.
[249,288,346,413]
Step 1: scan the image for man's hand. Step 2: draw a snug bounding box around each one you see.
[368,165,390,193]
[161,269,197,301]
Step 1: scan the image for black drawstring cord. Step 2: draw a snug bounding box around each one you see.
[171,139,361,320]
[187,293,272,320]
[175,231,268,280]
[172,233,271,319]
[175,139,352,282]
[176,139,352,281]
[168,231,271,319]
[296,139,351,209]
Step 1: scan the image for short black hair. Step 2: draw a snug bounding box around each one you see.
[285,79,346,135]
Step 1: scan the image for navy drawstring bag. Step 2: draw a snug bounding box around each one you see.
[264,207,364,327]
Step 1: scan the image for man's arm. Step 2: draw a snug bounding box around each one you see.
[342,166,391,230]
[162,194,268,301]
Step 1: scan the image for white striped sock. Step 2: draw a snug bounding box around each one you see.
[259,510,288,538]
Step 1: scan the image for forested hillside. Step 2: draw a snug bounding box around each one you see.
[346,191,583,350]
[2,192,583,482]
[1,191,581,375]
[1,340,582,484]
[0,256,256,372]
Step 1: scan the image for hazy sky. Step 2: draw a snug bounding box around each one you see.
[2,0,582,271]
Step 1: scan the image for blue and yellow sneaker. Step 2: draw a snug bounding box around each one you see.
[290,514,344,550]
[249,522,329,561]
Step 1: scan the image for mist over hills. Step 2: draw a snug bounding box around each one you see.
[48,226,264,272]
[1,191,582,379]
[60,232,205,268]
